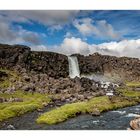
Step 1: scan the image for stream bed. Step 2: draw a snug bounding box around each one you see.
[0,104,140,130]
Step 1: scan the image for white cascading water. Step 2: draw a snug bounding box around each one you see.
[68,56,80,78]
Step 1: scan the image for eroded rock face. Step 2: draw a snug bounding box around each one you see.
[0,44,69,78]
[74,53,140,81]
[0,44,30,69]
[0,43,140,81]
[29,51,69,78]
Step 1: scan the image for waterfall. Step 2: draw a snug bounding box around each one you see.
[68,56,80,78]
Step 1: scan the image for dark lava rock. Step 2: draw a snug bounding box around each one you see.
[0,71,8,78]
[0,97,5,103]
[74,53,140,81]
[0,43,69,78]
[80,77,97,91]
[0,43,140,81]
[23,75,30,82]
[0,44,30,69]
[90,109,101,116]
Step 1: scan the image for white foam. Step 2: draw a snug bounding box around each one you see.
[92,120,100,124]
[106,92,114,96]
[125,113,140,118]
[135,108,140,111]
[112,110,126,115]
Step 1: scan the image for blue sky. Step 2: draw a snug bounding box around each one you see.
[0,10,140,57]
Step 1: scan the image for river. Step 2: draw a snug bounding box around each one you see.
[0,104,140,130]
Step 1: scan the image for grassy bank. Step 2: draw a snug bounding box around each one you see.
[0,91,51,122]
[36,96,138,125]
[126,82,140,87]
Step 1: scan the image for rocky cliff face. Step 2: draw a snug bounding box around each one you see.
[0,44,31,68]
[75,53,140,81]
[0,43,140,81]
[29,51,68,78]
[0,44,69,78]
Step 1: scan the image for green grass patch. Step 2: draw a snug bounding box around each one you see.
[126,82,140,87]
[0,69,21,88]
[118,88,140,97]
[0,91,51,122]
[37,102,87,124]
[0,79,11,88]
[36,96,138,125]
[0,103,40,122]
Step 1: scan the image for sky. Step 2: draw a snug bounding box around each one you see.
[0,10,140,58]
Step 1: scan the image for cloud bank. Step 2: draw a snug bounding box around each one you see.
[73,18,121,40]
[0,10,79,26]
[34,37,140,58]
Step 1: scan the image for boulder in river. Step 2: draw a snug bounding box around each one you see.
[130,117,140,130]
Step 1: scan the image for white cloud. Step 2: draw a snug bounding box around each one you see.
[16,37,140,58]
[48,37,140,58]
[31,45,48,51]
[48,25,63,32]
[73,18,98,36]
[0,10,79,26]
[0,10,80,44]
[0,21,42,45]
[73,18,121,40]
[52,37,90,55]
[91,39,140,58]
[64,32,73,38]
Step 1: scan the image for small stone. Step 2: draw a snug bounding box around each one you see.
[42,102,48,107]
[60,96,66,102]
[77,95,85,101]
[90,109,101,116]
[65,98,70,102]
[7,124,15,130]
[81,125,88,129]
[71,98,77,102]
[22,85,30,92]
[23,75,30,82]
[0,97,4,103]
[14,98,23,102]
[56,103,62,107]
[37,108,43,112]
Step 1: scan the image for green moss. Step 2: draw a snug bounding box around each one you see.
[37,102,87,124]
[0,91,51,122]
[118,88,140,97]
[0,80,10,88]
[0,69,21,88]
[126,82,140,87]
[36,96,138,125]
[0,103,40,121]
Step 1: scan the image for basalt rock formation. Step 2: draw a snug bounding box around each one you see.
[74,53,140,81]
[0,44,69,78]
[0,43,140,81]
